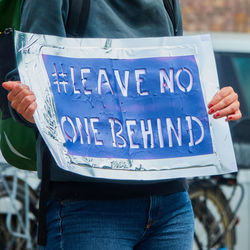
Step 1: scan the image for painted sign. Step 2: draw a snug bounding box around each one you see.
[16,32,237,181]
[43,55,213,160]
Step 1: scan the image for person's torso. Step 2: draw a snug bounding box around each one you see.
[21,0,187,197]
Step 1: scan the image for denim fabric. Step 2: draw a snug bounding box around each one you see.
[40,191,194,250]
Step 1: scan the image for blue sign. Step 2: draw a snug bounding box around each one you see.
[42,54,213,159]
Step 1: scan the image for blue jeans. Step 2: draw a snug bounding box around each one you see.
[40,191,194,250]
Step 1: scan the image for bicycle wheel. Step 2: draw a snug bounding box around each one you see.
[189,181,236,250]
[0,177,39,250]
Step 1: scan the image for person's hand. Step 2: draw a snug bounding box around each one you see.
[207,86,242,121]
[2,81,37,124]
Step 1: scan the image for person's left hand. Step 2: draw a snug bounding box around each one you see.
[207,86,242,121]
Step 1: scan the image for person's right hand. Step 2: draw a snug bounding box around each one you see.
[2,81,37,124]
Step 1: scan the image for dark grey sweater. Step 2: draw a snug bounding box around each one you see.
[13,0,187,199]
[20,0,183,38]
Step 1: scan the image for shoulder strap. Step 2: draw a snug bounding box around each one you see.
[163,0,177,35]
[66,0,90,37]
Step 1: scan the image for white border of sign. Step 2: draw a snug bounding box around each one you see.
[15,31,237,181]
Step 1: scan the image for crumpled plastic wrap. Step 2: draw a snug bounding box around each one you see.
[15,31,237,181]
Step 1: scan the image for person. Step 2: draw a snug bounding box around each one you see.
[2,0,242,249]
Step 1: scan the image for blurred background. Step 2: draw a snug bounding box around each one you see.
[181,0,250,33]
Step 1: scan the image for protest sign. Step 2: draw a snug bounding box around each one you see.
[15,32,237,181]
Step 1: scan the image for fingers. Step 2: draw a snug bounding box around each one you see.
[208,92,238,114]
[13,94,36,115]
[208,86,235,108]
[21,102,37,124]
[226,110,242,121]
[2,81,21,91]
[2,81,37,124]
[208,86,242,121]
[8,85,35,109]
[210,100,240,119]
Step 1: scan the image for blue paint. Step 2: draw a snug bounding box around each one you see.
[42,54,213,159]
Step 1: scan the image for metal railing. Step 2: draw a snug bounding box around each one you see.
[0,159,39,250]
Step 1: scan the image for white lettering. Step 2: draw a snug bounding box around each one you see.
[186,116,194,147]
[126,120,140,149]
[61,116,77,143]
[114,70,129,97]
[84,118,91,144]
[76,117,84,144]
[157,118,164,148]
[98,69,114,95]
[135,69,149,96]
[109,118,127,148]
[160,68,174,93]
[81,68,92,95]
[175,68,193,93]
[58,64,68,93]
[166,117,182,147]
[192,116,204,145]
[70,67,80,94]
[52,63,60,93]
[186,116,204,146]
[140,119,154,148]
[90,118,103,146]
